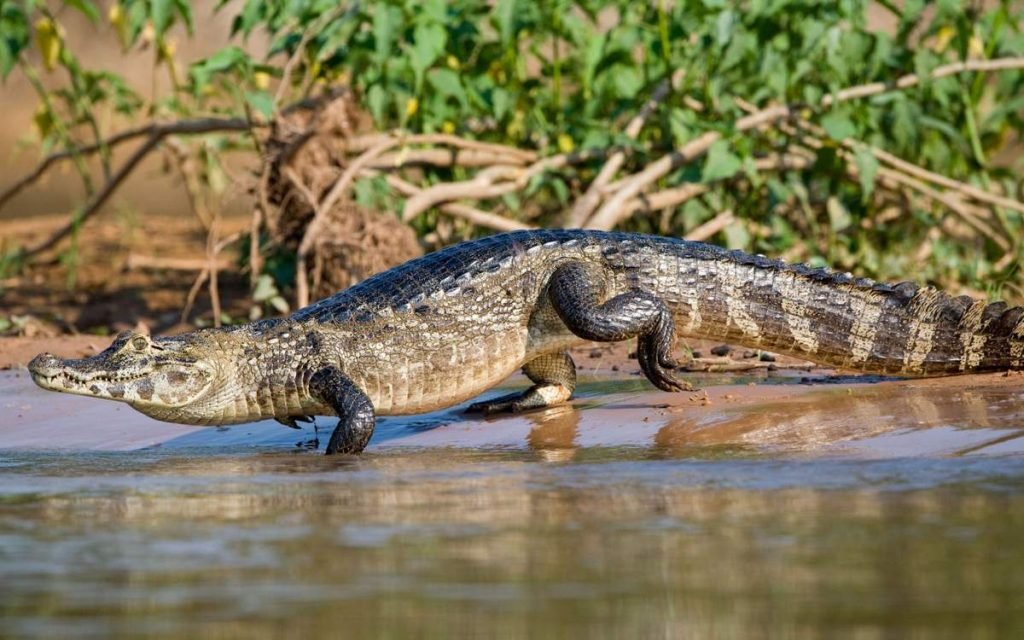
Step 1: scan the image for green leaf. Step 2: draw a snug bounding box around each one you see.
[826,196,852,232]
[428,69,467,107]
[203,46,247,73]
[63,0,99,24]
[152,0,172,36]
[492,87,510,120]
[410,22,446,89]
[610,66,641,99]
[494,0,517,46]
[252,274,278,302]
[702,139,742,182]
[821,111,856,140]
[367,84,386,123]
[372,4,400,61]
[245,90,274,118]
[853,148,879,200]
[172,0,193,34]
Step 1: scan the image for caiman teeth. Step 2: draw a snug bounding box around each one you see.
[36,370,144,384]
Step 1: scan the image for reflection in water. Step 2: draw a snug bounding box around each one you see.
[526,405,581,462]
[655,382,1024,457]
[2,450,1024,638]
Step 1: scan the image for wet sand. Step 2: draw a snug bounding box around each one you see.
[3,360,1023,456]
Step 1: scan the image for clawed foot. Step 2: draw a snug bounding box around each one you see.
[277,415,315,430]
[466,384,573,415]
[466,392,529,415]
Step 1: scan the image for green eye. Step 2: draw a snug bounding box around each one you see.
[131,336,149,351]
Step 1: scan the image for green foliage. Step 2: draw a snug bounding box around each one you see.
[3,0,1024,298]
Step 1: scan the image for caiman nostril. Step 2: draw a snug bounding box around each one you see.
[29,353,58,371]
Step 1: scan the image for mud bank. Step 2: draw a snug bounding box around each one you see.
[3,362,1022,457]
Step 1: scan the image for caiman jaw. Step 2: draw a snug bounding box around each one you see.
[28,332,217,410]
[30,352,151,390]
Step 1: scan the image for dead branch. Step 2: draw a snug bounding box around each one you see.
[684,210,736,242]
[586,106,793,230]
[383,174,534,232]
[820,57,1024,107]
[368,148,533,170]
[19,135,162,259]
[567,71,682,227]
[584,56,1024,231]
[790,119,1024,218]
[0,117,250,212]
[126,254,231,271]
[401,165,523,222]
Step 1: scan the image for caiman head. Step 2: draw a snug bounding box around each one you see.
[29,331,219,422]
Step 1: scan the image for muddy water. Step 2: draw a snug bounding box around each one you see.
[2,371,1024,637]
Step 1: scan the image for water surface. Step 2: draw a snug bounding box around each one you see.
[2,371,1024,637]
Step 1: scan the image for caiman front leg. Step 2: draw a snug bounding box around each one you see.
[467,351,577,414]
[310,367,376,455]
[548,261,691,392]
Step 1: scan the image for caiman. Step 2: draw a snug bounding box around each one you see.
[29,230,1024,454]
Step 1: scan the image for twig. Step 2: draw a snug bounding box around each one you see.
[401,165,522,222]
[0,117,250,212]
[791,119,1024,218]
[178,231,242,326]
[19,135,162,259]
[126,254,231,271]
[180,268,210,326]
[567,72,681,227]
[0,90,347,215]
[368,148,534,170]
[617,153,812,225]
[820,57,1024,107]
[584,56,1024,231]
[383,173,534,232]
[585,106,793,230]
[684,210,736,242]
[343,132,537,162]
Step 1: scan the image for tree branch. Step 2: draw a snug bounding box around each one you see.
[566,71,681,227]
[0,117,250,212]
[583,56,1024,231]
[18,135,162,260]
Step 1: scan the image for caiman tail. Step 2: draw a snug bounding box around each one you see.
[657,247,1024,376]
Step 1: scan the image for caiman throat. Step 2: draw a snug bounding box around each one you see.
[30,230,1024,454]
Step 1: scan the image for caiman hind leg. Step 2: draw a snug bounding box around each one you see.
[466,351,576,414]
[549,261,691,392]
[310,367,376,454]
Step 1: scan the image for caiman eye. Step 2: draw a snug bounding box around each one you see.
[131,336,149,351]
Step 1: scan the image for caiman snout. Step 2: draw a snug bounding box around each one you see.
[28,352,62,376]
[28,352,74,391]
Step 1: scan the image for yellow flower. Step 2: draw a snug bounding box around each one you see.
[446,55,460,70]
[442,120,455,134]
[933,26,955,52]
[34,18,63,72]
[406,97,419,117]
[254,72,271,90]
[557,133,574,153]
[968,35,985,59]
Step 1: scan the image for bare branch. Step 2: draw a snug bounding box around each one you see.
[0,117,250,212]
[684,210,736,242]
[584,56,1024,231]
[19,135,162,259]
[401,165,522,222]
[821,57,1024,107]
[585,106,793,230]
[383,174,534,232]
[567,72,682,227]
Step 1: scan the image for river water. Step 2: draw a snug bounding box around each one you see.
[2,372,1024,637]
